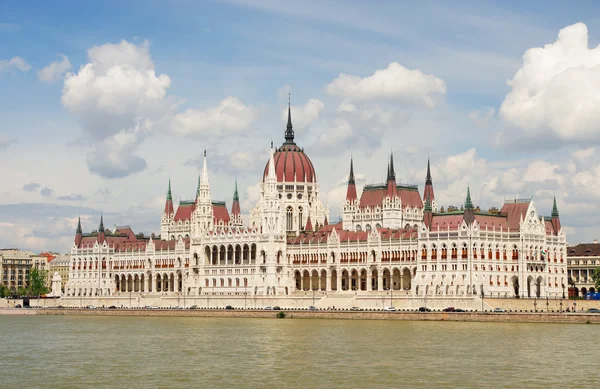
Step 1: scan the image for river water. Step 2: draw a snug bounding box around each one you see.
[0,316,597,388]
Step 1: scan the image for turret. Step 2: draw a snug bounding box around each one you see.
[423,194,433,230]
[194,150,213,232]
[386,152,397,198]
[305,215,313,232]
[164,178,174,217]
[345,156,357,203]
[551,196,561,234]
[97,214,105,244]
[231,180,243,226]
[75,216,83,247]
[423,158,435,207]
[463,186,475,225]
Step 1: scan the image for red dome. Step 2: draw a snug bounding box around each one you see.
[263,143,316,183]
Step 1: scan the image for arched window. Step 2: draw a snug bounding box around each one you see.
[356,224,362,231]
[286,206,293,231]
[365,224,372,231]
[298,207,303,231]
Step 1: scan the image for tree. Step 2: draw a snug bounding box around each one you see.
[0,284,11,298]
[592,268,600,291]
[27,268,48,297]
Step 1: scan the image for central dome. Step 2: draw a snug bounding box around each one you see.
[262,103,317,183]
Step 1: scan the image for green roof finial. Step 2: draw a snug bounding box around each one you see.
[76,216,82,234]
[424,193,432,212]
[167,178,172,201]
[552,195,559,217]
[233,179,239,202]
[464,186,473,210]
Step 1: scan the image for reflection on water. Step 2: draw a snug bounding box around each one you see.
[0,316,597,388]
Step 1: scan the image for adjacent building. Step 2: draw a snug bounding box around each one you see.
[65,105,568,300]
[567,242,600,297]
[48,254,70,293]
[0,249,35,291]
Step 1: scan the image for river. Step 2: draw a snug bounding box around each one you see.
[0,316,596,388]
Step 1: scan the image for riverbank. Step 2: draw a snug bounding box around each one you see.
[1,307,599,324]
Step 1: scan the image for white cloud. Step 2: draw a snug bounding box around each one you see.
[573,147,595,160]
[61,40,174,178]
[468,107,495,128]
[281,98,324,130]
[326,62,446,107]
[500,23,600,144]
[0,56,30,73]
[172,97,257,136]
[318,118,352,145]
[38,54,72,82]
[337,101,356,113]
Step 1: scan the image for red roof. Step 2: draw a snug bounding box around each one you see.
[213,203,230,225]
[263,144,316,183]
[164,199,174,216]
[174,202,195,222]
[474,214,508,230]
[358,186,423,209]
[430,214,464,231]
[499,201,529,231]
[231,199,241,217]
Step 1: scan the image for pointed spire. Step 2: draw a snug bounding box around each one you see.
[267,142,276,181]
[167,178,172,201]
[552,195,559,217]
[98,214,105,232]
[233,179,239,202]
[464,186,473,210]
[426,157,432,185]
[348,156,355,185]
[284,93,295,144]
[388,151,395,181]
[76,216,82,234]
[346,156,358,203]
[196,174,201,199]
[201,149,209,185]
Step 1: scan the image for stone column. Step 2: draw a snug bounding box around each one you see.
[326,272,331,291]
[336,272,342,291]
[367,271,372,291]
[377,271,383,292]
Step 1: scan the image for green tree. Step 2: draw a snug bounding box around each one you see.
[592,268,600,291]
[16,286,27,297]
[27,268,48,297]
[0,284,11,298]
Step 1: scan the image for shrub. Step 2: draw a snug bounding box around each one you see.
[277,311,286,319]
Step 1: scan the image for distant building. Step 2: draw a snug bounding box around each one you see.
[48,254,70,293]
[0,249,35,291]
[567,241,600,297]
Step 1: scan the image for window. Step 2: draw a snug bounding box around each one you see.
[298,207,303,231]
[286,207,293,231]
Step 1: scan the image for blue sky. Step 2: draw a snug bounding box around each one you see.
[2,0,600,252]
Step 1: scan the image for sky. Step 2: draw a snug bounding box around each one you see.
[2,0,600,253]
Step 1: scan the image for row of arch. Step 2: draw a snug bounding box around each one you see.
[294,267,414,292]
[420,242,564,262]
[199,244,258,266]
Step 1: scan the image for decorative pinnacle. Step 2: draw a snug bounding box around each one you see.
[233,179,239,202]
[424,193,432,212]
[98,214,105,232]
[552,195,559,217]
[465,186,473,210]
[76,216,82,234]
[388,151,395,180]
[348,156,355,185]
[167,178,172,201]
[285,94,294,143]
[426,157,432,185]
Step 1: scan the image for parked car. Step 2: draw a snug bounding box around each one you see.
[57,305,64,309]
[494,308,507,313]
[350,306,363,311]
[383,306,396,312]
[442,307,455,312]
[108,305,117,309]
[273,306,281,310]
[14,304,22,308]
[587,308,600,313]
[308,305,317,311]
[264,306,273,310]
[87,305,97,309]
[225,305,234,310]
[189,305,198,309]
[454,308,466,312]
[418,307,431,312]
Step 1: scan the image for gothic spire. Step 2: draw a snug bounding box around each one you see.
[552,195,559,217]
[348,156,355,185]
[464,186,473,210]
[167,178,172,201]
[233,179,239,202]
[76,216,82,234]
[98,214,105,232]
[284,94,294,144]
[426,157,432,185]
[388,151,396,181]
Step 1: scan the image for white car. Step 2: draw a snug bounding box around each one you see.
[87,305,97,309]
[494,307,507,313]
[264,306,273,310]
[383,306,396,312]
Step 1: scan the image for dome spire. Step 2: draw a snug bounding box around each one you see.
[76,216,82,234]
[285,93,294,144]
[98,214,105,232]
